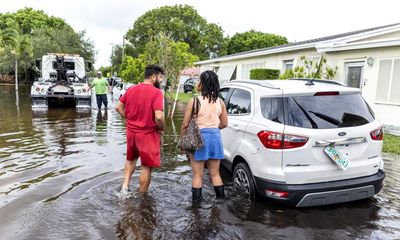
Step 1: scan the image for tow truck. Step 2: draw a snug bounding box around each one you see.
[31,53,93,108]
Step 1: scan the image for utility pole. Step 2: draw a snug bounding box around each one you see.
[110,43,114,77]
[122,35,125,63]
[15,58,18,91]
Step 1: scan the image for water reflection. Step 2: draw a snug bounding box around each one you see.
[0,85,399,239]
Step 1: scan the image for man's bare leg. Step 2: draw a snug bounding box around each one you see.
[122,159,137,189]
[139,166,153,193]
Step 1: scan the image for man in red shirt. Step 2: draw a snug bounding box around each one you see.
[115,65,165,194]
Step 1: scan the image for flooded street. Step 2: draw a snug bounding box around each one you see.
[1,85,400,240]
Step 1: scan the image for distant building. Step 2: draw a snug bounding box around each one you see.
[195,23,400,126]
[179,67,200,92]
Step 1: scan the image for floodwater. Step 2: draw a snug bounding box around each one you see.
[0,85,399,240]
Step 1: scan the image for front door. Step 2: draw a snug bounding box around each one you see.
[345,62,365,90]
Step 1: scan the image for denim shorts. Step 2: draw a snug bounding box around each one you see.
[194,128,224,161]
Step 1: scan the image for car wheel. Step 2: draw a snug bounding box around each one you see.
[184,90,187,93]
[233,162,256,199]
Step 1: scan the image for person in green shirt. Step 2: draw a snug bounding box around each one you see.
[90,71,109,110]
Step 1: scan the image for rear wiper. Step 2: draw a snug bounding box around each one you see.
[292,99,318,128]
[309,111,342,126]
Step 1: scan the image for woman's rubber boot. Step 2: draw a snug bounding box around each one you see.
[192,187,203,202]
[214,185,225,200]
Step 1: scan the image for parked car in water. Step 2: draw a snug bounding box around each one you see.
[113,82,135,100]
[220,79,385,207]
[183,78,197,93]
[108,77,122,87]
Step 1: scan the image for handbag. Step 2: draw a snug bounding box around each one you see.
[178,97,204,152]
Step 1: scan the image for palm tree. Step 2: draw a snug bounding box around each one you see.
[12,35,33,90]
[0,26,33,90]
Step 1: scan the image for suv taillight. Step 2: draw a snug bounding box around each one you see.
[370,127,383,141]
[257,131,309,149]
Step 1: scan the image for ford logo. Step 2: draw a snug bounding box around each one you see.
[338,132,347,136]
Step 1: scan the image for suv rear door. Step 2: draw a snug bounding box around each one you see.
[281,92,383,184]
[221,86,254,160]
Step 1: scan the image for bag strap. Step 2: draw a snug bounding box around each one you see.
[191,97,200,117]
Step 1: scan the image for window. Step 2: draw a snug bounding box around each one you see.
[260,97,284,123]
[376,59,400,104]
[285,94,375,129]
[241,62,264,79]
[283,59,294,71]
[219,88,230,101]
[226,89,251,115]
[52,61,75,70]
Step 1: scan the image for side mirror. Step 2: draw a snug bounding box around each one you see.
[35,59,41,69]
[86,61,93,71]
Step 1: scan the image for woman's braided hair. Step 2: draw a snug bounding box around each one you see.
[199,70,220,103]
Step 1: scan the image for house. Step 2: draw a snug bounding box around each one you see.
[195,23,400,127]
[178,67,200,92]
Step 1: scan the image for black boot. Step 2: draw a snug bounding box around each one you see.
[192,187,202,202]
[214,185,225,199]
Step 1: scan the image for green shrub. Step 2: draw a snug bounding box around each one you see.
[250,68,280,80]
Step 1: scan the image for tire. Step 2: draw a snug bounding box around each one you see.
[233,162,257,199]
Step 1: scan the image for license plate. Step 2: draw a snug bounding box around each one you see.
[324,146,349,170]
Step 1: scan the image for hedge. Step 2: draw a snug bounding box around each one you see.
[250,68,280,80]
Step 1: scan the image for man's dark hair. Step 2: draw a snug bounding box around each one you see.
[199,70,220,103]
[144,65,165,79]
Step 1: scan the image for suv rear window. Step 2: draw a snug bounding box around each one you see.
[285,94,375,129]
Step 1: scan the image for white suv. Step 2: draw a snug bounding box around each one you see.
[220,79,385,207]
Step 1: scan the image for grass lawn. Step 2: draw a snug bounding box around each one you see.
[383,134,400,155]
[167,92,197,103]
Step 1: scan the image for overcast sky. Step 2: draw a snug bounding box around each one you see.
[1,0,399,68]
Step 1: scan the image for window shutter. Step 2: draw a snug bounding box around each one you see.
[217,65,236,84]
[376,60,392,102]
[389,59,400,103]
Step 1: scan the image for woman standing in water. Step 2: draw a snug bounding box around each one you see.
[180,70,228,202]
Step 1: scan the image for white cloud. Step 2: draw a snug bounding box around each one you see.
[1,0,399,68]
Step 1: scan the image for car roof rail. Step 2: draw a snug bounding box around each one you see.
[226,80,281,90]
[290,78,347,86]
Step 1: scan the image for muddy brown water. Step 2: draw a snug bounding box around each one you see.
[0,85,399,240]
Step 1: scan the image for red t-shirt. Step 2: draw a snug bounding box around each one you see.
[119,83,164,133]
